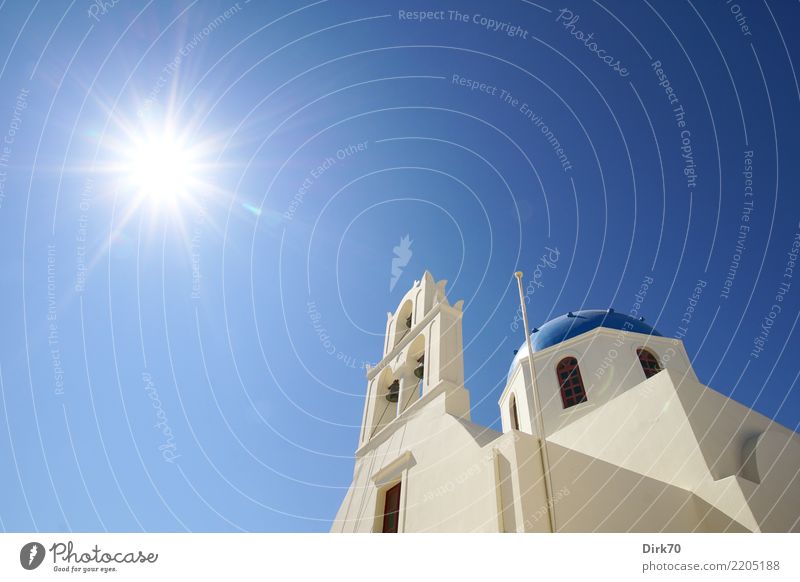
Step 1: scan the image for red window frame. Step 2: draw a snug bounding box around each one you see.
[556,357,587,409]
[381,482,402,533]
[637,348,661,379]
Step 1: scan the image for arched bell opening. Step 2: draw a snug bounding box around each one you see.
[403,334,427,410]
[392,299,414,350]
[371,368,399,437]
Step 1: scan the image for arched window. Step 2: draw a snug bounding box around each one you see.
[556,357,587,409]
[510,394,520,430]
[637,348,661,378]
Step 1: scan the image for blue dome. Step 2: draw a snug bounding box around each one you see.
[508,309,661,380]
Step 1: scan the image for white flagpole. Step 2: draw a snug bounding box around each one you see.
[514,271,557,533]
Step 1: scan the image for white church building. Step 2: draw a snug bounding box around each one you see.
[331,272,800,532]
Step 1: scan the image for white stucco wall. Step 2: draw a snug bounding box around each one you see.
[334,275,800,533]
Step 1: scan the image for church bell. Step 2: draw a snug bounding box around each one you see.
[414,355,424,379]
[386,379,400,402]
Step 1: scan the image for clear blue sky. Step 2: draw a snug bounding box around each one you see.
[0,0,798,532]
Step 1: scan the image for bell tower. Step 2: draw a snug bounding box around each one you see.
[358,271,469,450]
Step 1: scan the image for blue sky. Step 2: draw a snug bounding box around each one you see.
[0,0,798,532]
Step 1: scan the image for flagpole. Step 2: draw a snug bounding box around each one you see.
[514,271,557,533]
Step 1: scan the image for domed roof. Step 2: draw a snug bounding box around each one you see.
[508,309,661,380]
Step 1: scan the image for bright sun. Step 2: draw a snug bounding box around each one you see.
[123,132,198,207]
